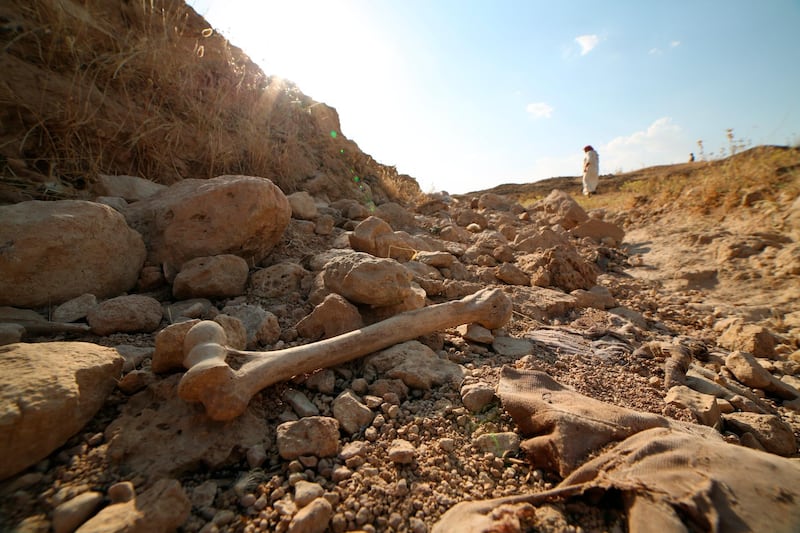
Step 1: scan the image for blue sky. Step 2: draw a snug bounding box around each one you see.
[187,0,800,194]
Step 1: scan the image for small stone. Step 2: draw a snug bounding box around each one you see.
[473,432,521,456]
[331,466,352,482]
[388,439,416,464]
[108,481,135,504]
[52,491,104,533]
[461,383,495,412]
[247,444,267,468]
[288,497,333,533]
[284,389,320,417]
[438,438,456,452]
[294,480,325,508]
[213,509,236,526]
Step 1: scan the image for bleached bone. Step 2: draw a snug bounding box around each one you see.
[179,288,512,421]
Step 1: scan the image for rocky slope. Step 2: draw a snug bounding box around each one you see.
[1,173,799,532]
[1,2,800,533]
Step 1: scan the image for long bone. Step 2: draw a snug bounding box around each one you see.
[179,288,513,421]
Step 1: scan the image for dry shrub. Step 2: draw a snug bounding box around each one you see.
[617,145,800,215]
[0,0,419,205]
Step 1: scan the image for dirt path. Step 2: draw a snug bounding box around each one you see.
[623,208,799,325]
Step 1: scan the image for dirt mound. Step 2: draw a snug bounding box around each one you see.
[0,0,420,205]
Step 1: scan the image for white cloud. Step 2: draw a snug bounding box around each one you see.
[575,34,600,55]
[670,40,681,48]
[649,48,662,55]
[601,117,688,172]
[526,102,554,119]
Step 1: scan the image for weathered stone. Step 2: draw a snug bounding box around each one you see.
[295,293,363,340]
[571,286,616,309]
[249,262,310,299]
[105,375,268,479]
[665,385,721,428]
[287,497,332,533]
[719,323,777,359]
[723,412,797,456]
[495,263,530,286]
[473,432,521,456]
[284,389,320,418]
[333,391,375,435]
[293,481,325,508]
[0,200,146,308]
[123,175,290,271]
[513,228,570,253]
[220,303,280,348]
[492,336,534,358]
[151,320,200,373]
[172,254,249,299]
[75,479,190,533]
[87,295,162,336]
[0,342,123,480]
[52,491,104,533]
[276,417,340,460]
[477,193,511,211]
[518,245,597,292]
[456,323,494,345]
[570,218,625,246]
[725,351,799,400]
[461,383,496,413]
[375,202,416,230]
[413,251,456,269]
[288,191,319,220]
[322,252,414,306]
[532,190,589,230]
[387,439,416,464]
[94,174,166,201]
[455,209,488,230]
[365,341,466,390]
[0,323,25,345]
[108,482,136,504]
[304,369,336,395]
[52,294,98,323]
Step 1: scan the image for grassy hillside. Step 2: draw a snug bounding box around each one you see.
[468,145,800,215]
[0,0,420,204]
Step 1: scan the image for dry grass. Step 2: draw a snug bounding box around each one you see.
[0,0,420,205]
[616,146,800,214]
[512,145,800,217]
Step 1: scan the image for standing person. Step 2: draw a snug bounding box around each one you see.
[582,145,599,196]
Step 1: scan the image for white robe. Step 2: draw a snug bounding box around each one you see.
[582,149,599,195]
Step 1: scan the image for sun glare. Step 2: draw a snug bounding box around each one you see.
[205,1,400,108]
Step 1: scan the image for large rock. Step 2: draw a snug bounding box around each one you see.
[0,342,123,480]
[0,200,146,308]
[322,252,414,306]
[123,175,290,271]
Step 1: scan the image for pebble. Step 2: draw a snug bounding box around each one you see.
[108,481,135,503]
